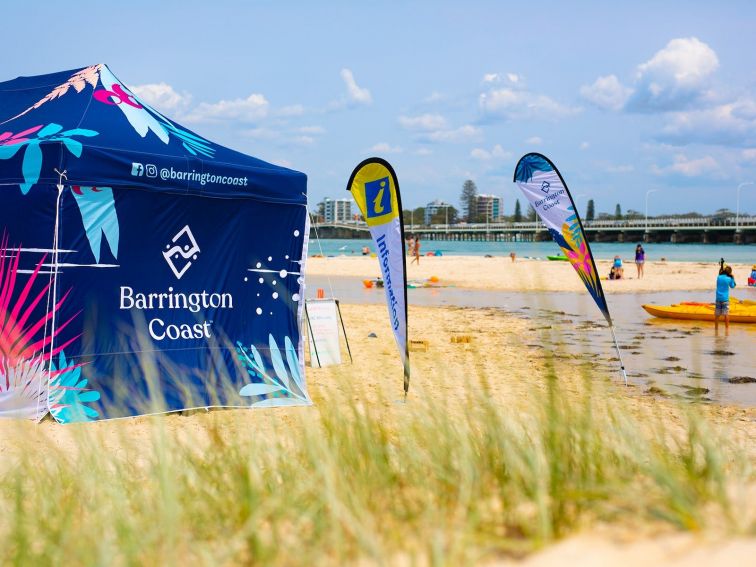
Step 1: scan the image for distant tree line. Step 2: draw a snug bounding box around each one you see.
[397,181,740,227]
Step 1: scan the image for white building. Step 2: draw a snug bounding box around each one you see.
[424,199,452,225]
[322,198,353,223]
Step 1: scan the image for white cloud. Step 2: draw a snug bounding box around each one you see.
[421,125,483,143]
[580,75,632,111]
[653,153,719,177]
[423,91,445,103]
[184,93,269,123]
[398,113,448,131]
[369,142,402,154]
[415,147,433,156]
[340,68,372,105]
[241,127,279,140]
[743,149,756,161]
[290,136,313,146]
[270,158,293,168]
[470,144,511,160]
[580,141,590,150]
[479,88,578,120]
[276,104,305,117]
[658,97,756,146]
[525,136,542,145]
[606,164,634,173]
[131,83,191,113]
[298,125,326,134]
[483,72,521,85]
[627,37,719,112]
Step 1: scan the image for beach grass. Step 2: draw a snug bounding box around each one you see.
[1,348,752,567]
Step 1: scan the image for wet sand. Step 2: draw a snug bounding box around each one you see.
[307,277,756,406]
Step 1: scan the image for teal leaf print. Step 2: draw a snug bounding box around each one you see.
[48,351,101,423]
[236,336,311,406]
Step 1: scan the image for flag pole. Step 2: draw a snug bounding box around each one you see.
[608,323,628,386]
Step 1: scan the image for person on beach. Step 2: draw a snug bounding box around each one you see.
[361,246,370,256]
[748,264,756,287]
[407,236,415,258]
[634,244,645,278]
[412,236,421,265]
[509,251,516,262]
[612,255,624,279]
[714,265,736,333]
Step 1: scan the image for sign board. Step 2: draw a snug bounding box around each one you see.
[307,299,342,367]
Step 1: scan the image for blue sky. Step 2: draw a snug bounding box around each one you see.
[3,0,756,215]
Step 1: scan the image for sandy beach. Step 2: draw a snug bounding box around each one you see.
[2,302,755,565]
[306,256,756,294]
[2,258,755,565]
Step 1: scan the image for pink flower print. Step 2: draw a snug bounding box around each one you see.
[0,125,43,146]
[565,240,593,279]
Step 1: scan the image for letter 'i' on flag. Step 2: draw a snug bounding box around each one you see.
[347,158,410,395]
[513,153,627,384]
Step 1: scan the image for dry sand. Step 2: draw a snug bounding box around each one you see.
[1,303,754,565]
[306,255,756,294]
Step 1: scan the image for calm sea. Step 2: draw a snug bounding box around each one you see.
[309,238,756,263]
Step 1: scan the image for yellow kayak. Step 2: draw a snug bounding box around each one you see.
[642,298,756,324]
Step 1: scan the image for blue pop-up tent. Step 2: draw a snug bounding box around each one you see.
[0,64,311,422]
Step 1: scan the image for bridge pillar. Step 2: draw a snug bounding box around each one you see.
[734,230,743,245]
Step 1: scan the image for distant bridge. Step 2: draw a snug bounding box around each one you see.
[311,216,756,244]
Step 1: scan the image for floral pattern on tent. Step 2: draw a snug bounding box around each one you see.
[0,234,88,421]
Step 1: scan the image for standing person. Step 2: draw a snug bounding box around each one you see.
[407,236,415,258]
[412,236,421,265]
[634,243,645,278]
[714,264,736,333]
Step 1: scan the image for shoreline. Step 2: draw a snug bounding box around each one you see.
[305,256,755,294]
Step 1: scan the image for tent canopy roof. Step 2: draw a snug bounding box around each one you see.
[0,64,306,203]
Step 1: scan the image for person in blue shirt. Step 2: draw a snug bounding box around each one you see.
[714,265,736,332]
[611,255,624,279]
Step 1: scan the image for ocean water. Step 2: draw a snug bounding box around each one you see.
[309,238,756,263]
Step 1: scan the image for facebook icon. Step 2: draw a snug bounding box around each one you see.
[131,163,144,177]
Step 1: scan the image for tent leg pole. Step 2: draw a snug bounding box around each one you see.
[335,300,353,364]
[44,182,65,416]
[609,324,628,386]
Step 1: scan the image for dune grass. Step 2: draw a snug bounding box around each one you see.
[0,349,753,566]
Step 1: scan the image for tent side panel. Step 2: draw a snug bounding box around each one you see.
[50,186,309,421]
[0,185,58,421]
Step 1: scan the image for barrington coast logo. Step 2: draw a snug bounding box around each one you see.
[163,225,200,280]
[119,225,234,342]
